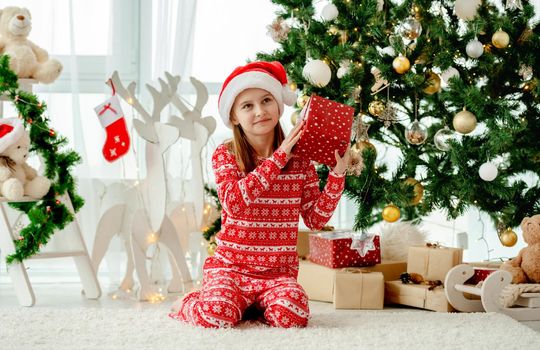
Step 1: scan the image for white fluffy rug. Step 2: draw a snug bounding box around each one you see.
[1,306,538,350]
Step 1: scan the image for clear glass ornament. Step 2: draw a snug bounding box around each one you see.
[400,17,422,40]
[433,126,456,151]
[405,120,428,145]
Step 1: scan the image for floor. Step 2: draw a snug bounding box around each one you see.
[1,260,540,334]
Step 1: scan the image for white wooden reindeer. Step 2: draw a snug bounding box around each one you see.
[165,73,216,279]
[91,72,192,301]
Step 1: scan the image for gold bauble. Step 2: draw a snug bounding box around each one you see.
[452,108,477,134]
[423,71,441,95]
[207,242,217,256]
[297,95,310,109]
[382,204,401,223]
[499,228,518,247]
[355,140,377,155]
[492,29,510,49]
[290,111,299,126]
[328,25,339,35]
[392,55,411,74]
[368,100,386,117]
[404,177,424,205]
[338,30,349,44]
[289,82,298,91]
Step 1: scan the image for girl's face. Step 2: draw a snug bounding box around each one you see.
[230,88,280,138]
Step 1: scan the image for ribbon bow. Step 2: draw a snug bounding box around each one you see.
[98,103,117,116]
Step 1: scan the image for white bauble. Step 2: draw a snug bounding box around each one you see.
[466,38,484,58]
[303,59,332,87]
[380,222,427,261]
[440,67,460,88]
[455,0,481,21]
[380,46,396,56]
[321,3,339,21]
[337,66,349,79]
[479,162,498,181]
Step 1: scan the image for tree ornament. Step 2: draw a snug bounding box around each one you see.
[321,3,339,21]
[338,30,349,45]
[466,38,484,58]
[518,65,533,81]
[371,66,389,93]
[453,108,477,134]
[377,0,384,12]
[354,113,370,141]
[266,18,291,42]
[302,59,332,87]
[506,0,523,11]
[337,60,351,79]
[433,126,456,151]
[356,140,377,155]
[392,55,410,74]
[399,17,422,40]
[297,94,310,109]
[492,29,510,49]
[478,162,498,181]
[351,85,362,103]
[289,81,298,91]
[382,204,401,223]
[290,111,299,126]
[440,67,460,89]
[455,0,481,21]
[207,241,217,256]
[378,101,398,128]
[328,25,339,35]
[499,227,518,247]
[405,120,428,145]
[368,100,385,117]
[404,177,424,205]
[347,144,365,176]
[423,71,441,95]
[378,46,396,57]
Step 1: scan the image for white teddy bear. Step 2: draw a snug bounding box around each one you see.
[0,118,51,201]
[0,6,62,84]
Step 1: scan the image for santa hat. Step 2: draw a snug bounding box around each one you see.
[0,118,25,153]
[218,61,297,128]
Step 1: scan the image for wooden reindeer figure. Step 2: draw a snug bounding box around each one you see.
[91,72,192,301]
[164,73,216,280]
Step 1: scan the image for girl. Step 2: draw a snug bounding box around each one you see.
[170,61,350,328]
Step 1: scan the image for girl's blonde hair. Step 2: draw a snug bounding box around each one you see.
[226,123,285,174]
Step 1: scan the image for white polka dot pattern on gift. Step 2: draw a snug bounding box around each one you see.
[294,95,355,167]
[308,231,381,268]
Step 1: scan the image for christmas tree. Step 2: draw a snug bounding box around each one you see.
[0,55,84,264]
[254,0,540,243]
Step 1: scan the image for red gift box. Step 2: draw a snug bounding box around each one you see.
[293,95,354,167]
[308,230,381,268]
[465,268,498,285]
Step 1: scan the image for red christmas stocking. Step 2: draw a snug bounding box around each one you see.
[94,94,130,162]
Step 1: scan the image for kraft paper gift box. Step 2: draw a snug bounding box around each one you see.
[309,230,381,268]
[364,260,407,281]
[297,230,311,258]
[297,260,384,309]
[293,95,354,167]
[385,280,455,312]
[333,269,384,309]
[407,245,463,281]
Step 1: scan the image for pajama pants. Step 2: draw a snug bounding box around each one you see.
[169,257,309,328]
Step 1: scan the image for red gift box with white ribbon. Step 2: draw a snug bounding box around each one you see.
[293,95,354,167]
[308,230,381,269]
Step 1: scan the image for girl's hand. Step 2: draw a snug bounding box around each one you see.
[332,143,351,175]
[279,119,305,158]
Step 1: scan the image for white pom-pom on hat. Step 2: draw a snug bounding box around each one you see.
[0,118,25,153]
[218,61,297,128]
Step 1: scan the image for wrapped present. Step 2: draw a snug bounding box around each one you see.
[363,260,407,281]
[385,280,455,312]
[293,95,354,167]
[297,260,384,309]
[297,230,311,258]
[309,230,381,268]
[407,245,463,281]
[334,268,384,309]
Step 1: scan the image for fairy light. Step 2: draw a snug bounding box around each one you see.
[147,232,158,244]
[127,97,134,105]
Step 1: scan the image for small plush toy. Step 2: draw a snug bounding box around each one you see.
[501,214,540,284]
[0,6,62,84]
[0,118,51,201]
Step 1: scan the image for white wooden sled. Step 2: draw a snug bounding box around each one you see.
[445,264,540,321]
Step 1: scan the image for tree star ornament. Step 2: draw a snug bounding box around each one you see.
[350,233,376,257]
[378,102,398,128]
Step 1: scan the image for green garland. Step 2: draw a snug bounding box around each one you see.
[0,55,84,264]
